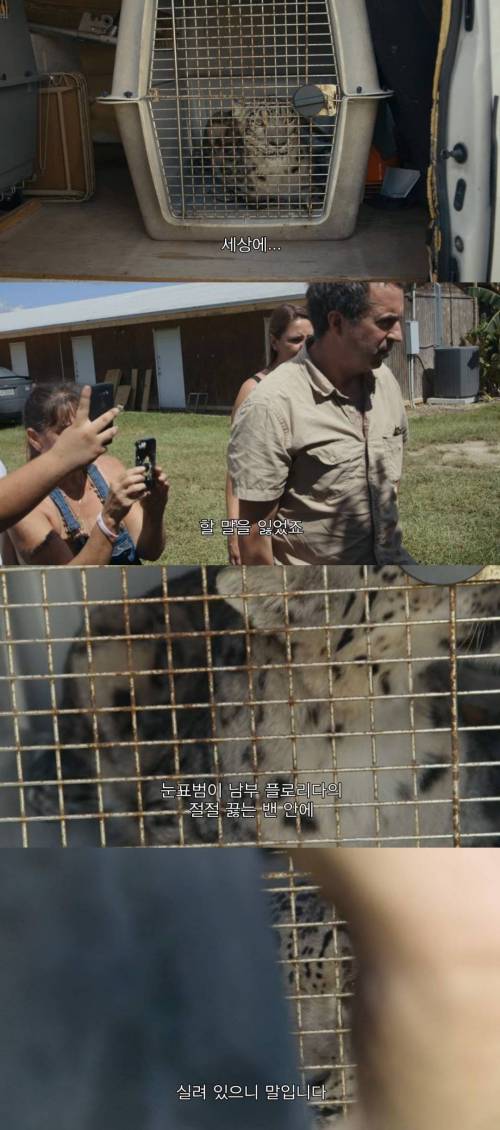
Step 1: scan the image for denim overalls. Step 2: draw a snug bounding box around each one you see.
[50,463,141,564]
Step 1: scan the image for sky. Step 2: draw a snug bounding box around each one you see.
[0,281,169,312]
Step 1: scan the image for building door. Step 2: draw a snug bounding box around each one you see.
[71,336,96,384]
[9,341,28,376]
[153,327,185,408]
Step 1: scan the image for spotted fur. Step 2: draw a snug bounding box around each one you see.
[26,566,500,848]
[270,879,355,1127]
[201,100,312,206]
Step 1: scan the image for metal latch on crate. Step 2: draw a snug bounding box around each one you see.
[292,84,339,118]
[344,89,393,100]
[293,83,392,120]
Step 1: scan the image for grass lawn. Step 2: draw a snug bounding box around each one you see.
[0,402,498,565]
[401,403,500,563]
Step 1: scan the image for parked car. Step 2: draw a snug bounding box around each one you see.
[0,367,32,423]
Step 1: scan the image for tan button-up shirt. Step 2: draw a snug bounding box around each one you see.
[228,347,409,565]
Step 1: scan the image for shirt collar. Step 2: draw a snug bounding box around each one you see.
[297,344,338,398]
[298,345,376,402]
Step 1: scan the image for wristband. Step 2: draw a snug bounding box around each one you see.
[96,512,119,544]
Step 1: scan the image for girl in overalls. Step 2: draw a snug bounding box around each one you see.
[5,383,168,566]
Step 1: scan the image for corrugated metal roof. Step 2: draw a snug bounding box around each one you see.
[0,283,307,337]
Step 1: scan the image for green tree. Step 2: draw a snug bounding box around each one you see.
[465,286,500,396]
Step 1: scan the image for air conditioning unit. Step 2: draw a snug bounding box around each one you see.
[0,0,40,196]
[434,346,480,399]
[102,0,390,241]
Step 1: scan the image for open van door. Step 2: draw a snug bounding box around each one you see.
[429,0,500,281]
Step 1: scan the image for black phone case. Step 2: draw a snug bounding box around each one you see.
[89,383,115,422]
[135,438,156,490]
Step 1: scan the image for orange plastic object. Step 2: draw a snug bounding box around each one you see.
[365,146,398,186]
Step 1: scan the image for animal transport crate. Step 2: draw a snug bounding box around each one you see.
[101,0,390,240]
[0,565,498,849]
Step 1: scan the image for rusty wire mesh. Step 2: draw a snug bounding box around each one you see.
[0,564,498,848]
[266,854,355,1127]
[149,0,339,220]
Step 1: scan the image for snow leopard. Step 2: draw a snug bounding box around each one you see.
[269,874,355,1128]
[201,100,310,206]
[24,565,500,849]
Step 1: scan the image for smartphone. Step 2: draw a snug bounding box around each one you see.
[89,382,115,424]
[135,437,156,490]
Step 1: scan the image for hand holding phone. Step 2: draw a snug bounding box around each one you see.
[88,383,116,433]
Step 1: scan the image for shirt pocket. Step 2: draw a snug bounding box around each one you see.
[382,434,404,483]
[299,441,359,501]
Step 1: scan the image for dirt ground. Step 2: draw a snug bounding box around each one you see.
[413,440,500,467]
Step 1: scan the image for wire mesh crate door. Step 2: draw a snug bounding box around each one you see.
[1,566,499,849]
[267,858,356,1126]
[150,0,339,221]
[107,0,387,238]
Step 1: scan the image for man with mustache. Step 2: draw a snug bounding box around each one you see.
[228,281,410,565]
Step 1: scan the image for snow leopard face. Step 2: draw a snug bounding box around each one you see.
[24,566,500,848]
[201,100,311,206]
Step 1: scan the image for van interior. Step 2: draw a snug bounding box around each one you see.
[0,2,477,281]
